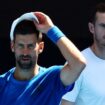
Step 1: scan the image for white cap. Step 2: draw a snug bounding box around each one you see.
[10,12,39,41]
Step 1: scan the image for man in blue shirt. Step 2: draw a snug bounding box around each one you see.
[0,12,86,105]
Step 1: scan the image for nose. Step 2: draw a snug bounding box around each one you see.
[22,47,30,56]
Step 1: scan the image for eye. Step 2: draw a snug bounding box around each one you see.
[100,24,105,28]
[28,44,36,49]
[17,44,24,49]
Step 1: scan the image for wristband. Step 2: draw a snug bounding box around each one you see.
[47,26,65,44]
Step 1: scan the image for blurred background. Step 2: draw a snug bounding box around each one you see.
[0,0,104,73]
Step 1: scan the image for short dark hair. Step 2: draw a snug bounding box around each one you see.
[14,20,42,42]
[89,2,105,23]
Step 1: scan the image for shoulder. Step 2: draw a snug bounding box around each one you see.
[0,67,15,82]
[40,65,63,71]
[81,47,93,59]
[46,65,63,73]
[81,47,90,54]
[39,65,63,76]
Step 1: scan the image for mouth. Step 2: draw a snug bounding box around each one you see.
[18,55,32,63]
[21,57,31,62]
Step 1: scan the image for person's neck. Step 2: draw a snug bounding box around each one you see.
[14,65,40,81]
[90,43,105,60]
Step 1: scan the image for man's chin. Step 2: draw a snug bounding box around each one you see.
[18,63,32,70]
[19,66,32,71]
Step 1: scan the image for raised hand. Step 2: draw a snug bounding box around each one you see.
[33,12,54,34]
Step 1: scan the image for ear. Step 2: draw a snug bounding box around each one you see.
[11,41,15,52]
[38,41,44,54]
[88,22,95,34]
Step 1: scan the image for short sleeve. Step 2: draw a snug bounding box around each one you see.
[62,71,84,102]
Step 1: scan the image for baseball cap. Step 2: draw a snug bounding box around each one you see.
[10,12,39,41]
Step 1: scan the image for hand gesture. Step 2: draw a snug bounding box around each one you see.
[34,12,54,34]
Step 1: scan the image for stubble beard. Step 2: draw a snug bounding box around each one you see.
[16,55,36,71]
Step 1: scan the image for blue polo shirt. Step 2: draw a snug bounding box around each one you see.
[0,66,74,105]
